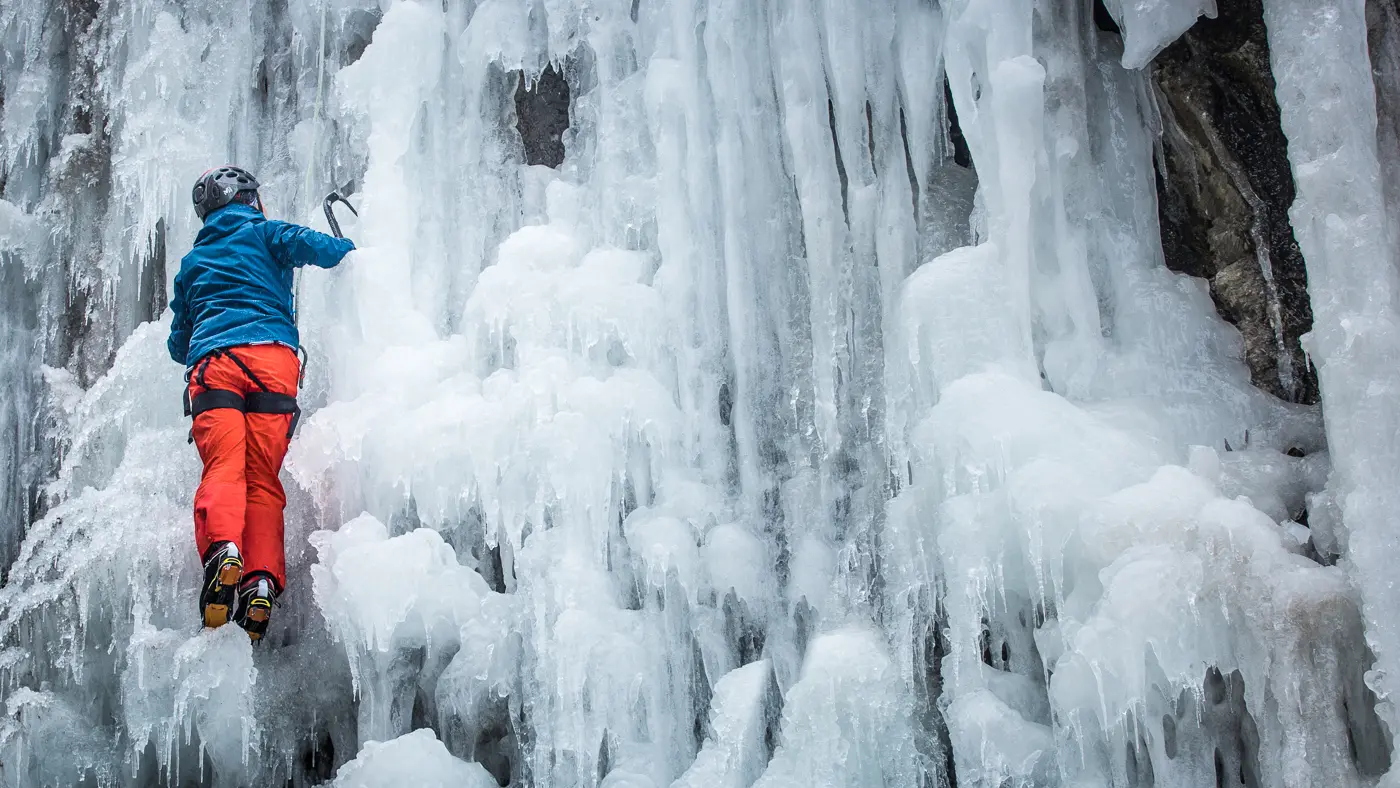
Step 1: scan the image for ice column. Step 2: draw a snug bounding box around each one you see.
[1263,0,1400,766]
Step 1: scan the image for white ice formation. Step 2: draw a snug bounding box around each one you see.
[1,0,1398,786]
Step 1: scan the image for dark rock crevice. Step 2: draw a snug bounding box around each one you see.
[1150,0,1318,404]
[514,63,570,169]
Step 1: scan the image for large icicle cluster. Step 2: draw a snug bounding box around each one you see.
[1,0,1397,786]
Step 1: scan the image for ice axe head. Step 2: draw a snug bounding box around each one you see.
[323,189,359,239]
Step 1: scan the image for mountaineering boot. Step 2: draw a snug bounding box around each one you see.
[235,573,278,642]
[200,541,243,628]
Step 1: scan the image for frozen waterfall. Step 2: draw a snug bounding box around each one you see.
[1,0,1398,786]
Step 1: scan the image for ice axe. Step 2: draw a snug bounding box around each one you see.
[322,180,359,239]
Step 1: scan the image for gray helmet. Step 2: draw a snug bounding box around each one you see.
[192,165,260,220]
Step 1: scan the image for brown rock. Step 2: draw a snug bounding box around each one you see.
[1150,0,1318,404]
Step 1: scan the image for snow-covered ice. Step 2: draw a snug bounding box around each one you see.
[330,728,497,788]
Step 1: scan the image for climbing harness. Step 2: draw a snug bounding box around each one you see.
[183,348,302,443]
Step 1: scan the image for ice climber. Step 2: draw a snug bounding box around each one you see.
[167,165,354,641]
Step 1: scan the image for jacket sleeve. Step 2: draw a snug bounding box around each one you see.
[262,220,356,269]
[167,270,192,365]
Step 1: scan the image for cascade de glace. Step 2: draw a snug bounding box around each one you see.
[4,0,1400,785]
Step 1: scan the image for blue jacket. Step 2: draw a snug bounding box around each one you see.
[168,203,354,366]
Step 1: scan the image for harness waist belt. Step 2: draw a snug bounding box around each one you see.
[186,388,245,418]
[245,391,299,414]
[184,388,302,441]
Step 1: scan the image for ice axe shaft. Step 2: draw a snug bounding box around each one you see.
[322,190,358,239]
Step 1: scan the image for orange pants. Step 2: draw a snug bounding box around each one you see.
[187,344,300,591]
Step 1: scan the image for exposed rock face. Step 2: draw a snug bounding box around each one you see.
[1150,0,1319,405]
[515,64,570,169]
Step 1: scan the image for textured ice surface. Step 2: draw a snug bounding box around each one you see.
[752,629,914,788]
[311,514,513,746]
[1104,0,1219,68]
[330,728,496,788]
[1261,0,1400,772]
[672,660,774,788]
[0,0,1396,785]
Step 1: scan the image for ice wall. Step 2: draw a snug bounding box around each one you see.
[1260,0,1400,771]
[0,0,1395,786]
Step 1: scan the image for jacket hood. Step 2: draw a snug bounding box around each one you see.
[195,203,262,246]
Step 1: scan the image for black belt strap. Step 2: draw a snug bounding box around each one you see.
[246,391,299,414]
[189,389,245,417]
[247,391,302,438]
